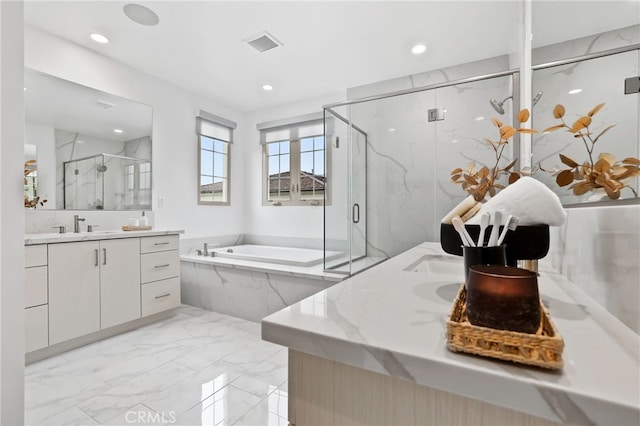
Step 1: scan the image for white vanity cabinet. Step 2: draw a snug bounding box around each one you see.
[48,238,141,345]
[140,235,180,316]
[25,245,49,352]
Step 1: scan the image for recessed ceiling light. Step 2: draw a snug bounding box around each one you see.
[123,4,160,26]
[262,84,274,91]
[23,87,27,91]
[568,89,582,95]
[113,129,123,134]
[411,44,427,55]
[475,116,485,121]
[388,128,396,132]
[90,33,109,44]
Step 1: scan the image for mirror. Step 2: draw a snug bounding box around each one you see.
[24,68,153,210]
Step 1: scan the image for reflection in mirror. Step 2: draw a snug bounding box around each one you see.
[24,68,152,210]
[532,49,639,205]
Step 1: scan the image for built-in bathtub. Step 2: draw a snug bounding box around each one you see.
[211,244,342,267]
[180,244,345,322]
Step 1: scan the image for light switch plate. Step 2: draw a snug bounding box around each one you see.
[427,108,445,122]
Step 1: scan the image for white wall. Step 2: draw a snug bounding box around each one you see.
[0,2,25,423]
[242,92,345,240]
[25,26,245,238]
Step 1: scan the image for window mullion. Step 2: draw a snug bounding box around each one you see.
[290,140,302,203]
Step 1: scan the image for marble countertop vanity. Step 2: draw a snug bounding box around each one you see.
[25,229,184,245]
[262,242,640,425]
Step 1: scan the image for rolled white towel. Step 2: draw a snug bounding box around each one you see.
[465,177,567,226]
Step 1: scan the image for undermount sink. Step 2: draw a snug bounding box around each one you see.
[404,254,462,275]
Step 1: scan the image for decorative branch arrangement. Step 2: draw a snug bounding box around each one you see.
[24,159,47,208]
[450,109,537,202]
[543,103,640,199]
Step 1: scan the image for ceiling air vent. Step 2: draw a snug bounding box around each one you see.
[244,31,283,53]
[96,99,116,109]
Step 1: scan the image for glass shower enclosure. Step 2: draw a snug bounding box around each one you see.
[323,71,518,275]
[63,153,151,210]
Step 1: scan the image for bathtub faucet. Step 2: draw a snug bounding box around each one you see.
[203,242,219,256]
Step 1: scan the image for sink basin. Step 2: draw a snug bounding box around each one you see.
[404,254,462,275]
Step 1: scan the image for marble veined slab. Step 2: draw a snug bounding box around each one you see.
[24,229,184,245]
[262,242,640,425]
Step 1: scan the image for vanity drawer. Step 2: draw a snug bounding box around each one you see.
[141,277,180,317]
[25,245,47,267]
[140,235,179,254]
[25,265,48,308]
[141,250,179,283]
[25,305,48,352]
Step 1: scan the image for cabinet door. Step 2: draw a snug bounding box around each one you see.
[25,305,48,352]
[48,241,100,345]
[100,238,141,329]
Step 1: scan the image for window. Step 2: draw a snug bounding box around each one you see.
[124,161,151,208]
[197,111,236,205]
[259,113,329,206]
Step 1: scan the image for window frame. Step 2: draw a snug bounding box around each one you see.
[124,160,152,209]
[262,135,331,207]
[198,135,231,206]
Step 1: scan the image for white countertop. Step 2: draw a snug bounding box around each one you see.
[262,242,640,425]
[25,229,184,245]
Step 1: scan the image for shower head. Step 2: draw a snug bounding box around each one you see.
[97,164,108,173]
[532,91,543,106]
[489,96,512,115]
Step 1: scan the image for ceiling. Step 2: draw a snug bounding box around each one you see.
[24,1,640,113]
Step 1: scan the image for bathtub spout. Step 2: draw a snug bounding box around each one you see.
[203,242,219,256]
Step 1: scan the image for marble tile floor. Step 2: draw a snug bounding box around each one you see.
[25,305,289,426]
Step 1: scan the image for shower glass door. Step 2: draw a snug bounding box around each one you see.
[323,105,367,274]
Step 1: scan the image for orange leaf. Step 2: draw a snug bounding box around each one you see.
[451,168,463,175]
[542,124,566,133]
[622,157,640,165]
[553,104,565,119]
[571,181,594,196]
[570,116,592,133]
[516,109,530,123]
[559,154,579,168]
[556,169,574,187]
[500,126,517,140]
[478,166,490,178]
[518,128,538,134]
[464,175,478,185]
[598,153,616,167]
[509,172,520,184]
[588,103,605,117]
[491,118,503,128]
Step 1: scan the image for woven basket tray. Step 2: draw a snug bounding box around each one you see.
[446,285,564,370]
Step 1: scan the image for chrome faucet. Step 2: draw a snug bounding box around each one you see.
[73,215,85,233]
[203,242,219,256]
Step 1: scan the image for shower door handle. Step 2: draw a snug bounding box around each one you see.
[352,203,360,224]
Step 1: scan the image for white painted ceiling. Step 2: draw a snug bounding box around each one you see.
[24,1,640,113]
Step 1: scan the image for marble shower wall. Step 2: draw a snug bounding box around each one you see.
[548,204,640,333]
